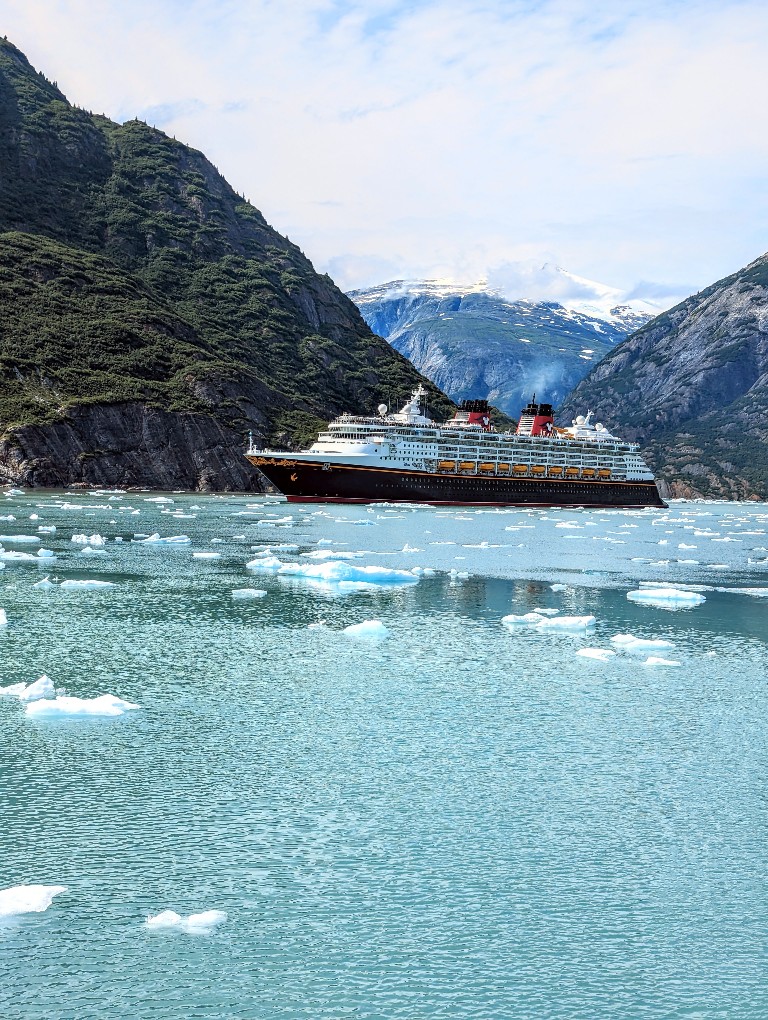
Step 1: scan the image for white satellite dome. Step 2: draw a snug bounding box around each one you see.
[377,403,388,416]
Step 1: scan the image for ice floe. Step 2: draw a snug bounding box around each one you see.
[576,648,616,661]
[192,552,221,559]
[343,619,390,640]
[59,580,116,591]
[0,534,40,543]
[32,576,55,589]
[626,588,706,608]
[19,674,55,702]
[611,634,675,652]
[146,909,227,935]
[0,884,67,917]
[26,694,139,718]
[502,613,596,630]
[71,534,106,546]
[133,534,191,545]
[643,656,680,667]
[247,557,419,586]
[231,588,267,599]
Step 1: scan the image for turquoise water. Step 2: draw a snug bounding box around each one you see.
[1,493,767,1019]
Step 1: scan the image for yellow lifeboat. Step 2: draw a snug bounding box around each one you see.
[438,460,456,471]
[531,465,546,475]
[479,462,495,473]
[598,468,612,478]
[581,468,596,478]
[565,467,579,477]
[459,461,476,472]
[513,464,528,475]
[548,466,564,476]
[498,463,510,474]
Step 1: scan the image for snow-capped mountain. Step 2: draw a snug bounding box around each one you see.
[348,276,657,418]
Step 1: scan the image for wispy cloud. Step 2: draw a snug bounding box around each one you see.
[3,0,768,303]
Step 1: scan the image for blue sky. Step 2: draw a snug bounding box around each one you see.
[3,0,768,307]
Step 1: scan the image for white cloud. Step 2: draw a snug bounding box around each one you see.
[2,0,768,302]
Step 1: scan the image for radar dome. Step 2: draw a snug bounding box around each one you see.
[377,403,388,416]
[595,423,603,431]
[575,415,586,425]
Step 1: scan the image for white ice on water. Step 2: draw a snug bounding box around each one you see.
[0,884,67,917]
[60,580,116,590]
[246,556,419,586]
[26,694,140,718]
[33,576,55,589]
[134,534,191,545]
[502,613,596,630]
[19,674,55,702]
[71,534,106,546]
[192,552,221,559]
[643,656,681,667]
[577,648,616,661]
[231,588,267,599]
[343,619,390,640]
[0,534,40,543]
[611,634,676,652]
[0,608,6,625]
[627,588,706,608]
[146,909,227,934]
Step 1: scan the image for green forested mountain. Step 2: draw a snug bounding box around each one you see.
[0,39,451,488]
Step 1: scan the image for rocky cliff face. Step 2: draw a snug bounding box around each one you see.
[349,280,649,418]
[560,255,768,499]
[0,39,452,489]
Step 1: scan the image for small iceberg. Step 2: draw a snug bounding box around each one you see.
[627,588,705,608]
[577,648,616,661]
[134,534,191,545]
[71,534,106,546]
[26,693,139,718]
[231,588,267,599]
[0,884,67,917]
[192,552,221,559]
[550,583,568,591]
[0,549,38,562]
[0,534,40,543]
[19,674,55,702]
[0,608,6,625]
[343,619,390,640]
[60,580,116,591]
[536,615,596,631]
[146,909,227,935]
[611,634,675,652]
[38,525,56,534]
[33,576,56,590]
[643,656,681,667]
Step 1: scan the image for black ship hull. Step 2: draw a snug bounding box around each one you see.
[247,456,667,508]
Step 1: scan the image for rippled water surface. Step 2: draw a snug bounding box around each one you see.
[1,493,767,1019]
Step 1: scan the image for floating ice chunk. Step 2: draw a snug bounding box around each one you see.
[0,681,27,696]
[192,552,221,559]
[307,620,328,630]
[0,515,15,521]
[550,583,568,592]
[678,543,697,549]
[59,580,116,591]
[5,488,24,497]
[37,548,55,558]
[0,534,40,543]
[301,549,365,560]
[643,656,680,667]
[19,674,55,702]
[134,534,190,545]
[246,555,284,572]
[611,634,676,652]
[26,693,139,717]
[0,884,67,917]
[532,608,559,616]
[536,615,596,631]
[402,543,421,552]
[577,648,616,661]
[502,613,550,625]
[277,560,419,586]
[29,514,39,520]
[146,909,227,934]
[0,549,38,561]
[707,564,729,570]
[627,588,705,608]
[71,534,106,546]
[80,546,105,556]
[144,497,174,503]
[556,522,583,529]
[33,576,55,590]
[231,588,267,599]
[343,619,390,640]
[0,608,6,626]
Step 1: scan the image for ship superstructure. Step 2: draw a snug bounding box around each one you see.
[247,386,666,507]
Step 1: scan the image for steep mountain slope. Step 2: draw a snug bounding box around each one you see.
[561,255,768,499]
[0,39,452,488]
[349,279,650,417]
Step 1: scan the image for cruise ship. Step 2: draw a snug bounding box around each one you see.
[246,386,666,507]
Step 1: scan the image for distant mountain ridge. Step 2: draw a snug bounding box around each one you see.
[0,39,452,489]
[349,277,653,417]
[561,254,768,499]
